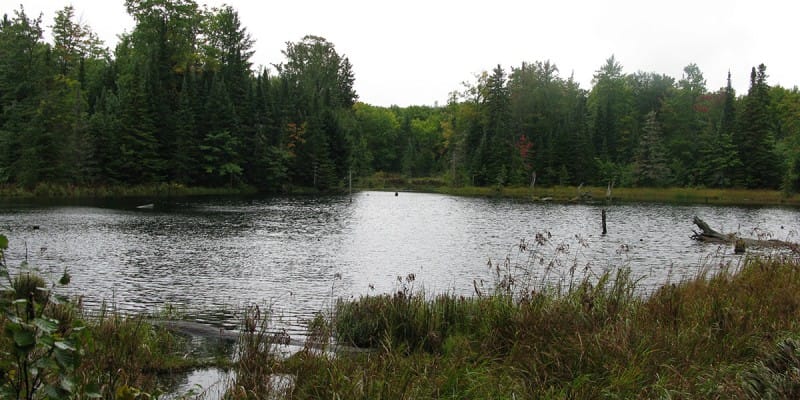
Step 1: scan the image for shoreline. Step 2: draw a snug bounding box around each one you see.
[0,181,798,208]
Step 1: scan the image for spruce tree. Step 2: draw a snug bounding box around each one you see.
[634,111,670,186]
[738,64,781,188]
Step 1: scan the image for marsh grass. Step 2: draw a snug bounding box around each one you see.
[0,182,257,199]
[430,184,800,206]
[0,246,201,398]
[224,305,292,399]
[230,252,800,399]
[77,305,202,396]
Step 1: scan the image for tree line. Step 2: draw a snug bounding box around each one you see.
[2,1,799,193]
[437,59,799,191]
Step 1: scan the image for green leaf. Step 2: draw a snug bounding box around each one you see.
[44,384,67,400]
[34,317,58,334]
[39,335,55,347]
[54,347,76,369]
[84,383,103,398]
[12,329,35,348]
[0,234,7,250]
[34,356,58,371]
[54,341,76,352]
[60,376,75,393]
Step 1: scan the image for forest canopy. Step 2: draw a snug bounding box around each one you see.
[1,1,799,192]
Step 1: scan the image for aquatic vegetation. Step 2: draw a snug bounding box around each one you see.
[5,226,800,398]
[0,235,207,399]
[224,253,800,398]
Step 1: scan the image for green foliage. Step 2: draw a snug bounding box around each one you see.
[0,234,212,398]
[0,234,95,399]
[737,65,783,188]
[80,310,191,396]
[1,3,798,194]
[633,111,671,186]
[237,254,800,399]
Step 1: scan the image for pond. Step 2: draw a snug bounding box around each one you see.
[0,191,797,338]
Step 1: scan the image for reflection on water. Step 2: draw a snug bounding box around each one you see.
[163,368,231,400]
[0,191,798,336]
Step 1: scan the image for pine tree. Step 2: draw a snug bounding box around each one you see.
[634,111,670,186]
[277,35,358,188]
[698,73,741,187]
[737,64,781,188]
[171,70,199,183]
[482,65,512,186]
[0,7,49,186]
[199,73,242,186]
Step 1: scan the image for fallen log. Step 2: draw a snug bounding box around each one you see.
[691,216,735,242]
[152,319,372,354]
[691,216,798,253]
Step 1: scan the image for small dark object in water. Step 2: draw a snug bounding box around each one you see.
[395,192,398,196]
[32,225,40,230]
[601,209,607,235]
[734,239,746,254]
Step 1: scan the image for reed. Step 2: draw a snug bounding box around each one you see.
[0,182,257,199]
[257,254,800,398]
[223,305,289,399]
[423,183,800,206]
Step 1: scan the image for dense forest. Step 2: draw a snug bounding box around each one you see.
[1,1,799,193]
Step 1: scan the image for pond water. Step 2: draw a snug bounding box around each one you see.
[1,191,798,338]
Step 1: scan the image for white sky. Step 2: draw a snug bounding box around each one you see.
[9,0,800,107]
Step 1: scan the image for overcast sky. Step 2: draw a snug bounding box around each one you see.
[10,0,800,107]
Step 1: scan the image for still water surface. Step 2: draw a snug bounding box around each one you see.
[1,191,798,336]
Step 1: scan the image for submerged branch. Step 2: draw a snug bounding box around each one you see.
[691,216,798,252]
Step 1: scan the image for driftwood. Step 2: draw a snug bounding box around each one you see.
[153,320,372,354]
[691,216,735,242]
[691,216,798,252]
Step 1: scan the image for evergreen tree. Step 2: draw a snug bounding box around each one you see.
[87,89,123,184]
[481,65,513,185]
[199,73,242,186]
[0,7,57,187]
[660,64,707,185]
[737,64,781,188]
[588,56,634,167]
[171,70,199,183]
[277,35,358,187]
[696,73,741,187]
[114,63,162,183]
[634,111,670,186]
[51,6,106,76]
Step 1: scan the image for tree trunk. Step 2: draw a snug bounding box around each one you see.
[691,216,798,252]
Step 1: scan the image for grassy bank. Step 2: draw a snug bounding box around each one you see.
[440,185,800,206]
[3,176,798,207]
[358,173,800,206]
[226,254,800,399]
[0,182,258,199]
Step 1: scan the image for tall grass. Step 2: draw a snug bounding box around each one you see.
[436,184,800,206]
[0,182,257,199]
[77,306,201,396]
[224,305,289,399]
[0,268,200,398]
[357,176,800,206]
[222,253,800,398]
